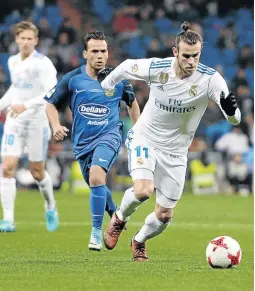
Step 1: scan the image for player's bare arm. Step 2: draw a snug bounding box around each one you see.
[46,103,69,140]
[127,99,140,124]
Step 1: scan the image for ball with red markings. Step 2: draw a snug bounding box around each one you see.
[206,236,242,268]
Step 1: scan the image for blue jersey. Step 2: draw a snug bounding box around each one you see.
[45,65,135,159]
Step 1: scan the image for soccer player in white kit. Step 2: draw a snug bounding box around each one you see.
[0,21,59,232]
[101,22,241,261]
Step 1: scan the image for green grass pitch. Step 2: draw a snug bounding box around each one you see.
[0,191,253,291]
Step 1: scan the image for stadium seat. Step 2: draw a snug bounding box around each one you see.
[221,48,238,66]
[45,5,63,34]
[154,18,173,34]
[92,0,113,24]
[244,68,254,92]
[223,65,238,82]
[124,36,146,58]
[0,53,10,74]
[203,28,220,46]
[200,45,220,67]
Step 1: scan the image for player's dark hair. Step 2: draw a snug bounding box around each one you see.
[175,21,203,50]
[83,31,107,50]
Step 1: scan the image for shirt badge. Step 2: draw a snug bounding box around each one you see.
[189,85,198,97]
[105,89,114,96]
[137,158,144,165]
[132,64,138,73]
[159,73,169,84]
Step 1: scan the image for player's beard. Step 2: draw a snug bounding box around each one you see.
[176,57,192,77]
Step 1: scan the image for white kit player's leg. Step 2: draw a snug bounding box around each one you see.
[36,171,56,210]
[116,187,142,221]
[104,135,156,250]
[131,201,173,262]
[117,135,156,221]
[134,211,170,243]
[0,121,23,232]
[28,125,58,232]
[0,177,17,232]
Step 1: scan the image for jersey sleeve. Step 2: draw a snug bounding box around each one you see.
[24,57,58,109]
[44,72,72,110]
[208,71,229,103]
[208,71,241,124]
[101,58,154,91]
[121,80,135,107]
[38,57,57,94]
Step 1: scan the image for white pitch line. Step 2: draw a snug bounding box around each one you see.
[15,221,253,229]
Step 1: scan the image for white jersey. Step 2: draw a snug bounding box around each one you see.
[0,50,57,124]
[101,57,241,155]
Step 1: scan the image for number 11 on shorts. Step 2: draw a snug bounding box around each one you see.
[135,146,148,158]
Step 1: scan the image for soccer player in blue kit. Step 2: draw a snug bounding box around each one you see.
[44,32,140,251]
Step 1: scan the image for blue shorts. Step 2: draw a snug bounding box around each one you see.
[77,143,119,185]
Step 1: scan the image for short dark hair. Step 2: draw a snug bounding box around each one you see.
[83,31,107,50]
[175,22,203,50]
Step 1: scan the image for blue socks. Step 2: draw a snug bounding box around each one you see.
[90,185,117,230]
[105,186,117,217]
[90,185,107,230]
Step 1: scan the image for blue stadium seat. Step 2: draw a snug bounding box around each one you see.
[45,5,63,33]
[236,8,253,23]
[124,36,146,58]
[154,18,173,34]
[92,0,113,24]
[0,53,10,83]
[245,68,254,92]
[223,65,238,82]
[221,49,238,66]
[0,23,11,33]
[32,6,44,25]
[4,11,21,25]
[0,53,10,73]
[200,45,221,67]
[203,28,220,45]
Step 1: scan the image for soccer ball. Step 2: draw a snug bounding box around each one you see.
[206,236,242,268]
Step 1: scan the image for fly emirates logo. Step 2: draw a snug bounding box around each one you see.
[155,98,196,114]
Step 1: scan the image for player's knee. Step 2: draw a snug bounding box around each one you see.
[30,168,44,181]
[134,182,154,201]
[155,206,173,224]
[2,163,16,178]
[89,166,106,186]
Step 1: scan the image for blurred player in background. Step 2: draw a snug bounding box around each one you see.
[0,21,59,232]
[101,22,241,261]
[31,31,140,251]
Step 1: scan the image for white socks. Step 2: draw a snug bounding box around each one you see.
[0,177,16,223]
[117,187,142,221]
[36,171,56,210]
[135,212,170,243]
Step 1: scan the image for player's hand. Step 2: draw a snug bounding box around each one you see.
[9,104,26,118]
[220,91,238,116]
[97,67,113,83]
[53,124,69,141]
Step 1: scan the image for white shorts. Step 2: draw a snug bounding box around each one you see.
[126,134,187,208]
[1,119,51,162]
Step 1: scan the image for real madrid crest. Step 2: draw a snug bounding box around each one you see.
[189,85,198,97]
[159,73,169,84]
[137,158,144,165]
[105,89,114,96]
